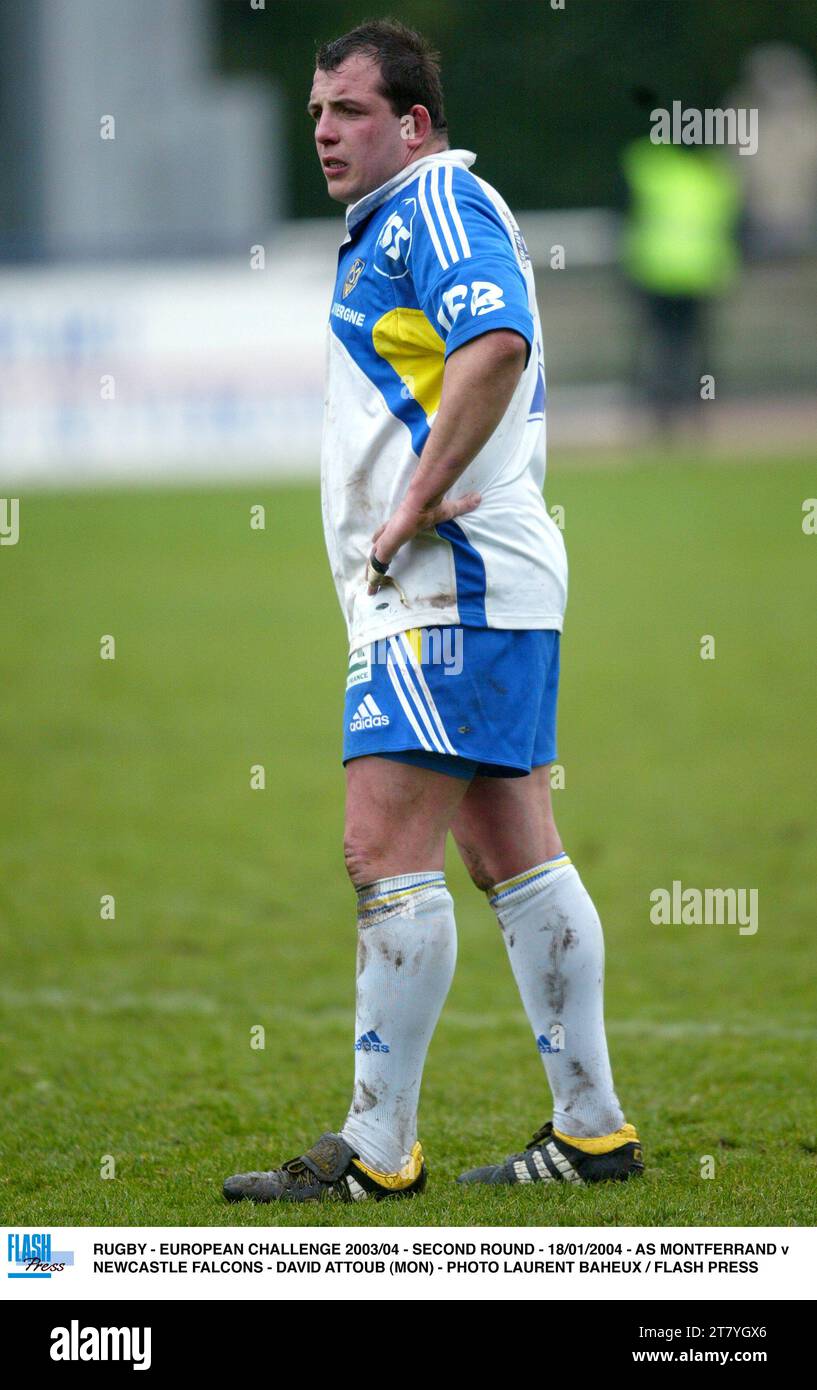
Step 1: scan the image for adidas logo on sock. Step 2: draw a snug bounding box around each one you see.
[354,1029,390,1053]
[537,1033,562,1054]
[349,694,390,732]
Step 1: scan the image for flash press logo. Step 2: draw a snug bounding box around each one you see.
[50,1321,151,1371]
[7,1232,73,1278]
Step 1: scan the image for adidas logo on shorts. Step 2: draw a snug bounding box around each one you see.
[349,694,390,732]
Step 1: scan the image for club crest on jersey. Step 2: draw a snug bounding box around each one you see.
[374,198,417,279]
[342,257,366,299]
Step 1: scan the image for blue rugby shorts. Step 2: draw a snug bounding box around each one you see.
[342,625,560,780]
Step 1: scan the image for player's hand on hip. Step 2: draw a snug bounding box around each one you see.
[366,492,481,594]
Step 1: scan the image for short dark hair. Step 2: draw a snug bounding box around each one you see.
[315,18,448,137]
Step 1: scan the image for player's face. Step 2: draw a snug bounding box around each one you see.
[308,55,409,205]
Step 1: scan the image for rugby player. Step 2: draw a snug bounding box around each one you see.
[224,19,643,1204]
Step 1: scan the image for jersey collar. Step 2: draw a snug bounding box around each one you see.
[344,148,477,239]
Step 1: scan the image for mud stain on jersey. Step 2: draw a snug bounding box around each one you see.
[423,591,457,609]
[346,466,376,525]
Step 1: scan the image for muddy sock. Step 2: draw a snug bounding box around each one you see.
[340,872,456,1173]
[489,854,625,1138]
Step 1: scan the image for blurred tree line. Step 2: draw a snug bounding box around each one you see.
[217,0,817,217]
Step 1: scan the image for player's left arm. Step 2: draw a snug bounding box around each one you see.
[367,169,534,592]
[367,329,526,591]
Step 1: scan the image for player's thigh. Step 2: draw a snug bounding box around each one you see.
[344,753,470,885]
[450,764,563,891]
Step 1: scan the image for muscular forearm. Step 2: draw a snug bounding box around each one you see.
[405,329,528,511]
[366,328,528,591]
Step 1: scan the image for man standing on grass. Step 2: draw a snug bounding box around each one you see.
[224,19,643,1204]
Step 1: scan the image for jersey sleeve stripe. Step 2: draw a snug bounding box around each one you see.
[430,165,460,264]
[417,169,449,269]
[444,164,472,259]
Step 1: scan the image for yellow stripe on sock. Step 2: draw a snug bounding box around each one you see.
[352,1140,424,1189]
[359,881,441,914]
[492,856,572,896]
[552,1122,639,1154]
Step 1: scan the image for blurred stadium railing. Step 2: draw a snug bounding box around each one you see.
[1,0,814,485]
[1,215,814,485]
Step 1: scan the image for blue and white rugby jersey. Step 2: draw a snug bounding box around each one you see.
[320,148,567,654]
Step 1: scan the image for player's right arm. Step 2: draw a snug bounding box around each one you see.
[367,328,526,591]
[367,165,535,590]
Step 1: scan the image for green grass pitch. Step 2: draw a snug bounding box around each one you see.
[1,451,815,1227]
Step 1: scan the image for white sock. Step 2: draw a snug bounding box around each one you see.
[489,854,625,1138]
[340,871,457,1173]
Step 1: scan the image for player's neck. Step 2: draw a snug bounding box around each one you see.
[354,142,451,202]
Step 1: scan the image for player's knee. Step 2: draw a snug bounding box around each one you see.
[454,837,498,892]
[343,831,382,889]
[465,857,497,893]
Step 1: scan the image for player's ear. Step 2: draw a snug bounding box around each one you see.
[400,114,416,141]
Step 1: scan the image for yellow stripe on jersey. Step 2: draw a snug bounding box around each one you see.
[371,308,445,419]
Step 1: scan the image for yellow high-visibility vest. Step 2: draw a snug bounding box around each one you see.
[621,137,740,295]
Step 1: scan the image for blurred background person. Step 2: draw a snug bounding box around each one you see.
[620,136,742,437]
[726,43,817,260]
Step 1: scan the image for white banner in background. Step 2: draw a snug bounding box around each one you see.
[0,253,334,485]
